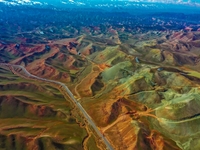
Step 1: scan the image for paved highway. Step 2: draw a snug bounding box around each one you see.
[0,63,114,150]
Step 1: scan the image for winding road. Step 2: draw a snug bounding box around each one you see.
[0,63,114,150]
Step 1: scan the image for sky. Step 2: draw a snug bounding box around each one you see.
[1,0,200,6]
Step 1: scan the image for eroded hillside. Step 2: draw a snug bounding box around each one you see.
[0,65,105,150]
[1,11,200,149]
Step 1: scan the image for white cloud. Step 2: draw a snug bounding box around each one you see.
[0,0,44,5]
[61,1,67,4]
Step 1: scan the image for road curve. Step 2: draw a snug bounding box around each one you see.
[0,63,114,150]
